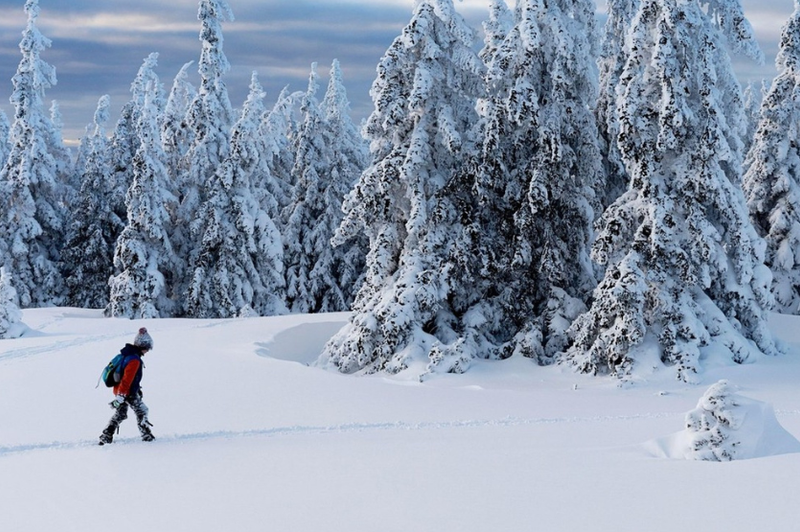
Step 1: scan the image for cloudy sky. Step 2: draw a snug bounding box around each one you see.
[0,0,793,144]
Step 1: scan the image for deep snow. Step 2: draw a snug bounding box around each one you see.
[2,308,800,531]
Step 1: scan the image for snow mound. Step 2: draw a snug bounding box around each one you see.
[645,380,800,461]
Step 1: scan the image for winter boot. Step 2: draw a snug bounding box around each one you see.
[138,418,155,442]
[99,426,115,445]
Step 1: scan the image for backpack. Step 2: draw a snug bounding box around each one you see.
[99,354,130,388]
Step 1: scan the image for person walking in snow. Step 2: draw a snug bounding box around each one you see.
[99,328,155,445]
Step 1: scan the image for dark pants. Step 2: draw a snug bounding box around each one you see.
[102,393,153,440]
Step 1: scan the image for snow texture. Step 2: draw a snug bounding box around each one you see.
[2,308,800,532]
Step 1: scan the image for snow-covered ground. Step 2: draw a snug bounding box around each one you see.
[2,308,800,531]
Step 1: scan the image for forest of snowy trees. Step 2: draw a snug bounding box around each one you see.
[2,0,800,383]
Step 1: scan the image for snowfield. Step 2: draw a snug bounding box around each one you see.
[2,308,800,531]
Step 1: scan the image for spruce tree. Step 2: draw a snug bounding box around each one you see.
[743,2,800,313]
[566,0,779,382]
[284,61,368,313]
[61,95,123,309]
[107,79,178,319]
[107,53,166,230]
[319,0,484,374]
[320,59,370,310]
[263,87,302,226]
[185,72,286,318]
[428,0,603,373]
[0,0,67,307]
[179,0,236,310]
[283,64,324,313]
[162,61,197,190]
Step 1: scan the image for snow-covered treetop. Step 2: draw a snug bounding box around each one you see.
[16,0,56,100]
[92,94,110,137]
[321,59,350,122]
[777,0,800,72]
[130,52,161,106]
[197,0,234,83]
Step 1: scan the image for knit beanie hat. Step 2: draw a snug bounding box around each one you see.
[133,327,154,350]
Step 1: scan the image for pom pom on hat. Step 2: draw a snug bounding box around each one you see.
[133,327,154,350]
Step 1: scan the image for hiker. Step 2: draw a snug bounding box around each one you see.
[99,327,155,445]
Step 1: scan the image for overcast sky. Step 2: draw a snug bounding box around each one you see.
[0,0,793,144]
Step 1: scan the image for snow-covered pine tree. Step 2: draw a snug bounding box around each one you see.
[283,61,368,314]
[262,87,302,227]
[162,61,197,189]
[435,0,602,372]
[61,95,124,309]
[566,0,779,382]
[0,0,67,307]
[320,59,370,310]
[318,0,484,374]
[108,102,138,226]
[596,0,639,207]
[282,64,324,314]
[107,79,179,319]
[0,266,23,339]
[185,72,286,318]
[743,2,800,313]
[107,53,166,231]
[178,0,236,311]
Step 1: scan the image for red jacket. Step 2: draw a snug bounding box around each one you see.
[112,344,145,397]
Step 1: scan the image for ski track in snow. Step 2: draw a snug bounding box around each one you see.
[0,332,130,362]
[0,412,695,457]
[4,409,797,457]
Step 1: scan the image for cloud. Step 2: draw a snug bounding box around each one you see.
[0,0,793,143]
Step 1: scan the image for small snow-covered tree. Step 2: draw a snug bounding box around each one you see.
[0,0,67,307]
[318,0,484,374]
[185,72,286,318]
[0,266,23,339]
[684,380,744,461]
[743,2,800,313]
[566,0,779,382]
[61,95,124,309]
[107,79,179,319]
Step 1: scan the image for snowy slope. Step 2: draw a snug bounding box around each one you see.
[2,308,800,532]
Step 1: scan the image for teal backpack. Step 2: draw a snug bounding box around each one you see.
[98,354,129,388]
